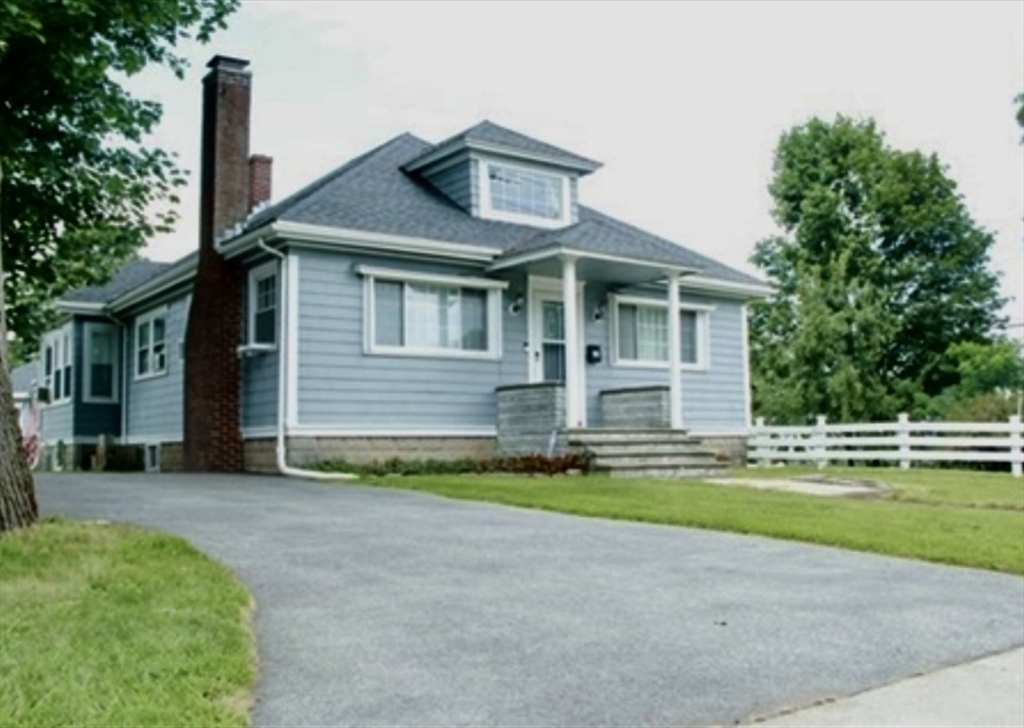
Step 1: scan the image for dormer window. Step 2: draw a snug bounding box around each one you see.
[479,160,570,227]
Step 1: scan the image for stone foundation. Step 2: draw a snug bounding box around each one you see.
[600,386,670,429]
[244,435,498,471]
[696,435,748,466]
[160,443,184,472]
[496,382,566,454]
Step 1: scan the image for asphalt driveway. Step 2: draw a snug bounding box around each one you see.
[37,473,1024,727]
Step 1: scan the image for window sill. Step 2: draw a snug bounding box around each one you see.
[134,369,169,383]
[83,397,121,405]
[366,345,500,362]
[611,359,709,372]
[42,400,73,409]
[238,343,278,357]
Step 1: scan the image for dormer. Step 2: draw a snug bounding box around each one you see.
[403,121,601,229]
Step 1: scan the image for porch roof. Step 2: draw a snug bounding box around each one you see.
[488,217,702,285]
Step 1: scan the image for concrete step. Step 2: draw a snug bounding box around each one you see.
[568,429,698,446]
[593,454,721,469]
[584,442,715,456]
[604,464,730,479]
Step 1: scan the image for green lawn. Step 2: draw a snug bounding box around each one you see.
[361,468,1024,575]
[0,519,257,727]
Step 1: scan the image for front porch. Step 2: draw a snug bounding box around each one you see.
[495,382,728,476]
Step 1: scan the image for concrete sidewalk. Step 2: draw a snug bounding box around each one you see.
[748,648,1024,727]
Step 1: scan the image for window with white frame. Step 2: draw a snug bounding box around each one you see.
[248,262,278,346]
[361,267,504,359]
[84,322,119,403]
[613,297,709,368]
[481,161,569,225]
[41,324,73,403]
[135,308,168,379]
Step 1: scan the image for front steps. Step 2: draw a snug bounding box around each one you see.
[567,428,728,478]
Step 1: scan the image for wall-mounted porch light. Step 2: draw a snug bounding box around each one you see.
[508,292,525,315]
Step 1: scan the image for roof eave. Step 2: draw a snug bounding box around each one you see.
[107,254,199,313]
[488,244,701,276]
[403,139,601,175]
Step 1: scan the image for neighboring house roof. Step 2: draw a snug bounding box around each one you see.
[241,132,763,286]
[403,120,602,173]
[10,361,37,394]
[61,259,172,303]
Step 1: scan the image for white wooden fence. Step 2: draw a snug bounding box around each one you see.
[749,414,1023,477]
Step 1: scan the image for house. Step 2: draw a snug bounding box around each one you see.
[18,55,770,474]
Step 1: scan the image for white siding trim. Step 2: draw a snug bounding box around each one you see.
[286,251,300,428]
[741,303,752,429]
[286,425,497,438]
[354,264,509,290]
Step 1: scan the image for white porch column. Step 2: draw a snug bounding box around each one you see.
[562,254,582,428]
[667,272,683,429]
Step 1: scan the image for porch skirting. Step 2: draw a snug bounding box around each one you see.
[496,382,566,455]
[243,436,498,472]
[600,386,671,429]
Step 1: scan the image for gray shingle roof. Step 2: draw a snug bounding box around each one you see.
[241,131,762,286]
[407,120,601,172]
[62,259,172,303]
[10,361,37,393]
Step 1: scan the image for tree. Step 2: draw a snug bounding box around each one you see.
[0,0,238,531]
[1,161,39,532]
[0,0,238,353]
[750,116,1005,423]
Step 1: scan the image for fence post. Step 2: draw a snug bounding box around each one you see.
[815,415,828,470]
[1010,415,1022,478]
[753,416,766,466]
[897,413,911,471]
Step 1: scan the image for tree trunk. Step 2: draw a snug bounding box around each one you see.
[0,159,39,532]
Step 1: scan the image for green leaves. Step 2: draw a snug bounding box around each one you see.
[750,116,1006,423]
[0,0,239,351]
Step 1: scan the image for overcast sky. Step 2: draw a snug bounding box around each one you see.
[129,0,1024,327]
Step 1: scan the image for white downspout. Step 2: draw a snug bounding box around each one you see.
[256,240,357,480]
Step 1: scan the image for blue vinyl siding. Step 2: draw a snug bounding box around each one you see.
[242,351,278,430]
[294,249,525,430]
[583,285,749,431]
[291,248,749,434]
[423,158,475,213]
[39,402,73,443]
[124,295,189,442]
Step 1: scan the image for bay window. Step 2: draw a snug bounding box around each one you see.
[84,322,119,402]
[41,324,73,404]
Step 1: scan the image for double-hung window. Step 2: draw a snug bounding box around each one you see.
[84,322,119,403]
[613,296,710,369]
[248,262,278,347]
[360,266,505,359]
[41,324,73,403]
[135,308,168,379]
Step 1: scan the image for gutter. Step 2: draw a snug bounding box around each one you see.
[256,240,357,481]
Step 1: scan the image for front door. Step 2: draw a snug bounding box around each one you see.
[528,278,587,425]
[536,295,566,382]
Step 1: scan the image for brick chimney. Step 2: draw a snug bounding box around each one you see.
[249,154,273,211]
[183,55,251,472]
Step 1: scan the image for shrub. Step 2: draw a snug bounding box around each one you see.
[316,452,591,477]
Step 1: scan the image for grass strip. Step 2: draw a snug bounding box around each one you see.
[362,471,1024,575]
[0,518,256,727]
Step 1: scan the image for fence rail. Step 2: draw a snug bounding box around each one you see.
[749,414,1023,477]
